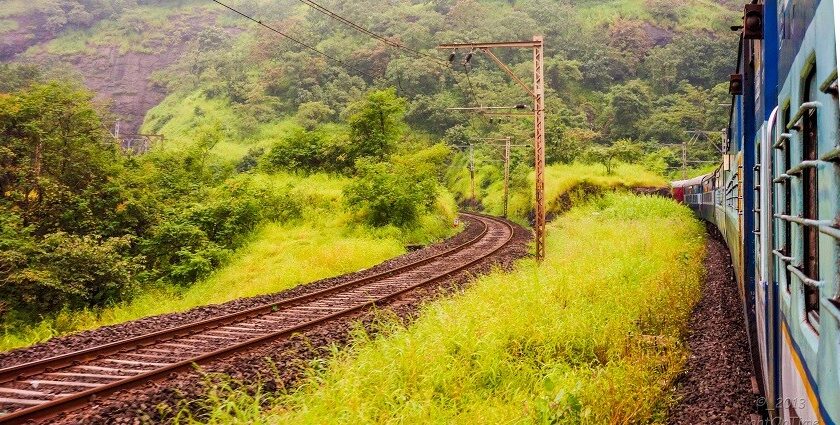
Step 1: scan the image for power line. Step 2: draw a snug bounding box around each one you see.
[210,0,378,80]
[296,0,446,66]
[213,0,479,116]
[462,63,481,108]
[292,0,478,105]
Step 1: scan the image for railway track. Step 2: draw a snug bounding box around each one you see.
[0,213,514,424]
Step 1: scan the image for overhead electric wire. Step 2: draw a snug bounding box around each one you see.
[462,64,480,107]
[292,0,480,106]
[295,0,446,66]
[210,0,378,80]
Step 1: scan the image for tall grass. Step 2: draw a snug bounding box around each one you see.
[175,194,706,424]
[450,162,667,223]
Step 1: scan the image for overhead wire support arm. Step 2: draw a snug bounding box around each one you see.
[479,48,535,98]
[438,41,543,49]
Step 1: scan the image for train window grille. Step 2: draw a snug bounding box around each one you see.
[802,68,820,326]
[754,143,761,238]
[783,105,793,293]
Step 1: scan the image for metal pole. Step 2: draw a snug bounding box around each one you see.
[438,37,547,260]
[504,136,510,218]
[533,36,546,262]
[682,141,688,180]
[469,143,476,203]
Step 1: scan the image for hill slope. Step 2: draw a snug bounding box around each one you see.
[1,0,740,140]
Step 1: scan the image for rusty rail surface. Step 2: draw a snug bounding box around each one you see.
[0,213,514,424]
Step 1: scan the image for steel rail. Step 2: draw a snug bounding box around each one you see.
[0,214,490,385]
[0,213,514,424]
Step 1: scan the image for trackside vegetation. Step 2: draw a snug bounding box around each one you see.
[173,194,706,424]
[447,161,667,223]
[0,74,458,351]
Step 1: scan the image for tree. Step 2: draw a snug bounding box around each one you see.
[546,126,598,165]
[345,88,407,161]
[295,101,334,130]
[0,64,41,92]
[263,127,353,173]
[642,34,736,92]
[0,82,122,235]
[602,80,653,140]
[608,19,655,75]
[344,145,447,227]
[584,139,645,174]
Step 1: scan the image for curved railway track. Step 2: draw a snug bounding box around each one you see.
[0,213,514,424]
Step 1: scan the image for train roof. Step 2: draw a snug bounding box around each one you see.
[671,174,708,188]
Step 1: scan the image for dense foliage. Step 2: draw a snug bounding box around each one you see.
[0,71,451,329]
[124,0,738,169]
[0,76,301,321]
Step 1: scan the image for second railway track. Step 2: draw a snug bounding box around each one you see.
[0,213,514,424]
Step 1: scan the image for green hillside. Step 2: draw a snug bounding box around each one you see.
[0,0,739,348]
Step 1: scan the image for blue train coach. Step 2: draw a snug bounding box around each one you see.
[673,1,840,422]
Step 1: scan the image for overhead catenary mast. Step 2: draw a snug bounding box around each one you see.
[438,37,546,261]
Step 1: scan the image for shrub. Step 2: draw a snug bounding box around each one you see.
[0,219,142,315]
[344,159,438,227]
[263,128,352,173]
[345,88,406,161]
[140,176,302,286]
[236,148,265,173]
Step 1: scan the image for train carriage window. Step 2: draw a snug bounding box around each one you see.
[802,67,820,325]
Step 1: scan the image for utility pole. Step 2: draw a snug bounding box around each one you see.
[504,136,511,218]
[469,143,476,203]
[682,141,688,180]
[533,36,546,262]
[439,36,546,261]
[475,137,527,218]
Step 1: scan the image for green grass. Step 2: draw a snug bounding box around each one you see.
[0,0,31,18]
[0,172,459,352]
[449,162,667,224]
[141,89,302,162]
[173,194,706,424]
[0,19,19,33]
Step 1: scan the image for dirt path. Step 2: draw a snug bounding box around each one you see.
[668,224,759,424]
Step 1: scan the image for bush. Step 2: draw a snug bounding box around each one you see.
[344,159,439,228]
[263,128,352,173]
[140,176,302,286]
[0,217,142,315]
[236,148,265,173]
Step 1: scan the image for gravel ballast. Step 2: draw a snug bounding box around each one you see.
[6,216,531,424]
[668,224,760,424]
